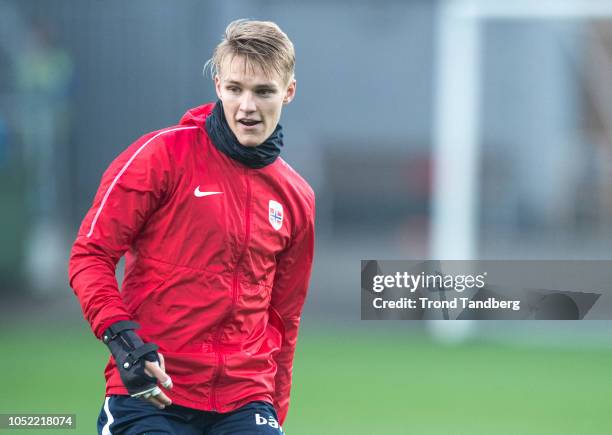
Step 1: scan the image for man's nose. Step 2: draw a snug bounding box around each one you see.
[239,92,256,113]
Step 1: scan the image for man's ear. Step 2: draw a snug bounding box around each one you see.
[214,75,223,100]
[283,79,296,105]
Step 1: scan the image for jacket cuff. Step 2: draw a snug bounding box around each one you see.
[95,315,133,339]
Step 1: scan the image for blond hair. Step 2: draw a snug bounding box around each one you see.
[205,19,295,84]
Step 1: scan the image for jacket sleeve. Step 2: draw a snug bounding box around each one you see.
[68,132,172,338]
[270,196,315,425]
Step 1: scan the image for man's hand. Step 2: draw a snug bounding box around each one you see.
[141,352,173,409]
[102,321,173,409]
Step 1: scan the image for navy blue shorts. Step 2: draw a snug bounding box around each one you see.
[97,395,285,435]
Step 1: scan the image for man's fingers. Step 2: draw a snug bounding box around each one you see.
[159,352,166,372]
[140,387,172,409]
[153,389,172,406]
[156,354,172,388]
[144,360,173,390]
[146,395,166,409]
[144,360,164,379]
[144,389,172,409]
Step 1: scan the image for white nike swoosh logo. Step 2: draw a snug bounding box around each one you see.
[194,186,223,197]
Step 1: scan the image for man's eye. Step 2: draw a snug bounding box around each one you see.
[257,89,273,96]
[227,86,240,93]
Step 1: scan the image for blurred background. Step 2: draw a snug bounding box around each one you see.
[2,0,612,433]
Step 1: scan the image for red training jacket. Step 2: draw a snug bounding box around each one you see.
[68,103,315,424]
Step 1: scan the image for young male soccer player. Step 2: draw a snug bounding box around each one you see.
[68,19,315,434]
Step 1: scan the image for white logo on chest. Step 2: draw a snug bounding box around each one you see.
[268,200,284,231]
[194,186,223,197]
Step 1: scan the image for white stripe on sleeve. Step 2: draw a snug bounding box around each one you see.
[86,126,198,238]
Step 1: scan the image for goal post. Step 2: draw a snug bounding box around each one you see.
[431,0,612,260]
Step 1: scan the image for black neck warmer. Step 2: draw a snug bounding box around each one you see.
[205,100,283,169]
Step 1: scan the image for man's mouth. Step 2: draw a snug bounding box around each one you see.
[238,119,262,127]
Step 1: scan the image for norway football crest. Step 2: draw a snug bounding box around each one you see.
[268,200,283,231]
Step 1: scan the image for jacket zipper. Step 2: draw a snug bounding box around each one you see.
[210,169,252,412]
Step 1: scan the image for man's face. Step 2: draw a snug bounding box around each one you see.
[215,55,296,147]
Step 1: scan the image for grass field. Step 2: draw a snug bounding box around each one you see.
[1,326,611,434]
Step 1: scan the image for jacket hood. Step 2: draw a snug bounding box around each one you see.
[179,102,216,127]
